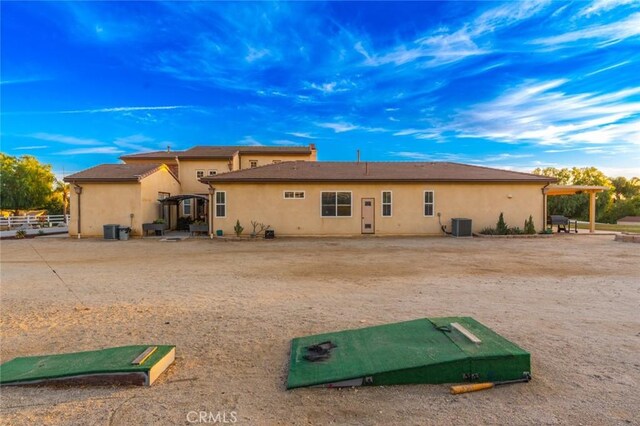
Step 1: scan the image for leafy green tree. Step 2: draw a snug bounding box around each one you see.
[610,177,640,201]
[533,167,614,221]
[0,153,56,214]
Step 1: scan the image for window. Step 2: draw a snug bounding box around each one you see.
[158,192,170,200]
[208,169,217,176]
[183,198,192,216]
[382,191,392,217]
[321,191,351,217]
[196,170,204,179]
[284,191,305,199]
[424,191,434,216]
[249,160,258,168]
[215,191,226,217]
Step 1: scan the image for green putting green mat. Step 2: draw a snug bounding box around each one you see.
[287,317,530,389]
[0,345,175,386]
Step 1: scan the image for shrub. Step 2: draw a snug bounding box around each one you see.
[524,215,536,234]
[496,212,508,234]
[234,220,244,237]
[153,218,166,224]
[506,226,524,235]
[480,227,497,235]
[15,229,27,239]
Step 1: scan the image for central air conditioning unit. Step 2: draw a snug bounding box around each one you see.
[451,218,472,237]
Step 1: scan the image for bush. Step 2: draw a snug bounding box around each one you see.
[153,218,166,224]
[524,215,536,234]
[234,220,244,237]
[480,227,497,235]
[496,213,508,234]
[506,226,524,235]
[15,229,26,239]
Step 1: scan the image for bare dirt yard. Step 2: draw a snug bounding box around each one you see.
[1,235,639,425]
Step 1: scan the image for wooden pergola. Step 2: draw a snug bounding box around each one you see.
[543,185,607,233]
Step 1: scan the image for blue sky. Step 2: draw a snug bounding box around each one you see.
[1,1,639,179]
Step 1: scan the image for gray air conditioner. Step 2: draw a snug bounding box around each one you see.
[451,218,472,237]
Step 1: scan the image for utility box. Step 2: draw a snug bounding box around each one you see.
[264,229,275,239]
[451,218,472,237]
[118,227,130,241]
[103,224,119,240]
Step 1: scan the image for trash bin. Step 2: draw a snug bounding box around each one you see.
[118,226,131,241]
[103,224,119,240]
[216,229,223,237]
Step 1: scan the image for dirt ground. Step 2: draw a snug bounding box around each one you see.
[1,235,639,425]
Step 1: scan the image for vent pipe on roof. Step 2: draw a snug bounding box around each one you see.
[365,162,369,175]
[357,149,360,163]
[167,145,171,152]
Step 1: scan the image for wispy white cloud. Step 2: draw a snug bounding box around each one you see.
[238,136,262,146]
[286,132,317,139]
[316,122,360,133]
[578,0,638,17]
[272,139,299,146]
[56,147,124,155]
[585,60,631,76]
[532,12,640,47]
[451,79,640,149]
[356,1,549,68]
[14,145,48,150]
[245,47,271,62]
[0,77,47,85]
[113,134,155,152]
[27,132,102,146]
[59,105,192,114]
[305,79,355,94]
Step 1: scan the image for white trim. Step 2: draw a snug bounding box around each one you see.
[320,191,353,218]
[423,190,435,217]
[249,160,258,168]
[183,198,192,216]
[283,190,305,199]
[207,169,217,176]
[381,190,392,217]
[215,191,226,218]
[196,169,205,179]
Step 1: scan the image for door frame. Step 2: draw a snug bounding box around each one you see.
[361,198,375,234]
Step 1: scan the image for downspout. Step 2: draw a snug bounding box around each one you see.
[208,184,215,238]
[73,183,83,239]
[541,183,550,232]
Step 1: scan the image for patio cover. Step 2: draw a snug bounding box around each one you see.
[158,194,208,205]
[543,185,607,233]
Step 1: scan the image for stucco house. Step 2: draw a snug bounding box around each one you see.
[200,161,557,236]
[64,145,317,237]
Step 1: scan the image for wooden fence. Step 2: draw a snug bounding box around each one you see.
[0,215,70,230]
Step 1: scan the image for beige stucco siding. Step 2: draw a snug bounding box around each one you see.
[68,183,141,237]
[178,160,232,193]
[140,168,183,228]
[68,167,182,237]
[210,182,545,236]
[238,154,315,170]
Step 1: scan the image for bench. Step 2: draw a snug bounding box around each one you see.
[547,215,578,233]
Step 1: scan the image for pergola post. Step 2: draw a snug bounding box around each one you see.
[589,191,596,233]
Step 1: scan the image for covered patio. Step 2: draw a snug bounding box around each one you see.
[158,194,209,230]
[543,185,607,233]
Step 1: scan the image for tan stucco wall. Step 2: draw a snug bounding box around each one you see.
[121,157,178,165]
[178,159,231,193]
[209,182,546,236]
[140,168,183,227]
[238,153,315,170]
[68,183,141,237]
[68,167,182,237]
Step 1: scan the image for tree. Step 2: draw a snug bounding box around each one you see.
[0,153,56,214]
[610,177,640,201]
[532,166,614,221]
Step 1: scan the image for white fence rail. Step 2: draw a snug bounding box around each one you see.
[0,214,70,229]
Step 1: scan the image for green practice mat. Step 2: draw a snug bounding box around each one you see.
[287,317,530,389]
[0,345,175,386]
